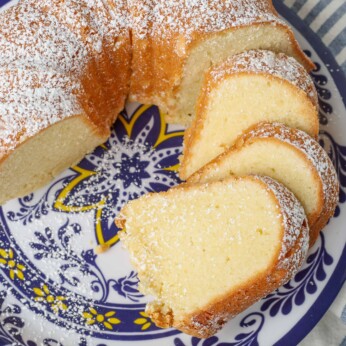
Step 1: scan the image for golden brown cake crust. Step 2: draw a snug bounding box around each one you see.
[30,0,132,128]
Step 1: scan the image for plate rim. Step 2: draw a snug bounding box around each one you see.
[274,1,346,345]
[0,0,345,344]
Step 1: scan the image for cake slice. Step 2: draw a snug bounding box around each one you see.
[179,50,319,179]
[189,123,339,247]
[116,175,309,338]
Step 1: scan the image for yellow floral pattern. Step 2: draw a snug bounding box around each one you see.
[0,248,25,280]
[53,105,184,248]
[33,284,67,314]
[134,311,152,330]
[0,104,187,339]
[82,308,121,330]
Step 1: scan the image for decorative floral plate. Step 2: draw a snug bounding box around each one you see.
[0,1,345,345]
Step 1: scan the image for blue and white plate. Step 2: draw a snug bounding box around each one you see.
[0,1,345,345]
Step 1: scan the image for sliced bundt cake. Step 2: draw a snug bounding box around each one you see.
[117,175,309,338]
[188,122,339,246]
[0,0,315,205]
[179,50,319,179]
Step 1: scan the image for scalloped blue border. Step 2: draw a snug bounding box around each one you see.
[274,1,346,345]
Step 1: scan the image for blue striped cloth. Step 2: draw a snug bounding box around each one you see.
[283,0,346,74]
[0,0,344,344]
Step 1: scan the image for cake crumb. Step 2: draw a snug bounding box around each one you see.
[94,243,110,254]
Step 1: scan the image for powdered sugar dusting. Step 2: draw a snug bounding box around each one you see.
[129,0,287,41]
[255,175,309,278]
[0,2,88,74]
[0,0,131,125]
[91,0,129,34]
[210,50,318,106]
[0,68,83,156]
[189,311,229,338]
[0,0,132,157]
[74,0,128,47]
[21,0,129,53]
[246,123,339,220]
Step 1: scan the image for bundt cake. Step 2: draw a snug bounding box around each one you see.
[179,49,319,180]
[129,0,315,126]
[189,122,339,246]
[116,175,309,338]
[0,0,316,206]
